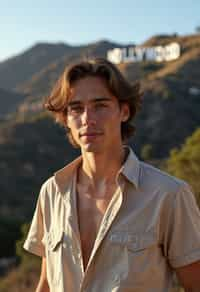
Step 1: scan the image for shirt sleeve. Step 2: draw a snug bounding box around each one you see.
[163,183,200,268]
[23,188,45,257]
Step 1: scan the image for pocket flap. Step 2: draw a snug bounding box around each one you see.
[109,229,157,251]
[43,229,64,251]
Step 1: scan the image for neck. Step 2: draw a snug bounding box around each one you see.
[78,144,127,189]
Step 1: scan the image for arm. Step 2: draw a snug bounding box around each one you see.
[161,184,200,291]
[175,260,200,292]
[35,257,50,292]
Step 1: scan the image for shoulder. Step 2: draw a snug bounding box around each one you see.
[39,155,81,198]
[37,176,59,209]
[40,175,58,195]
[139,161,188,194]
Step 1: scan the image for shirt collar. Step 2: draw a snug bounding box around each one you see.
[118,146,140,189]
[54,155,82,194]
[54,146,140,194]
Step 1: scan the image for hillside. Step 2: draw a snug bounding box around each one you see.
[0,88,26,118]
[16,35,200,118]
[0,40,124,93]
[0,43,75,90]
[0,113,79,219]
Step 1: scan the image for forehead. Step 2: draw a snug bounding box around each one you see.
[69,76,116,102]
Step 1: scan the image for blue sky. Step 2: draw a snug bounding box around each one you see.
[0,0,199,61]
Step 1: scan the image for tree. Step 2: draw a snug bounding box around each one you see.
[166,128,200,207]
[141,144,153,160]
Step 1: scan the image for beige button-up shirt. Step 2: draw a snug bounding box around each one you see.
[23,147,200,292]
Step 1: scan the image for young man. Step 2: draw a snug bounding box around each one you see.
[24,58,200,292]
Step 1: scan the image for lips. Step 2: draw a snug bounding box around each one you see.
[81,133,101,136]
[80,131,103,138]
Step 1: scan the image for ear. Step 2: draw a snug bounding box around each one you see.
[121,103,130,122]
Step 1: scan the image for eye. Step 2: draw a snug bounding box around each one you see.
[95,102,108,109]
[68,105,83,114]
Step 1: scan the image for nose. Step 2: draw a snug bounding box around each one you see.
[81,106,96,126]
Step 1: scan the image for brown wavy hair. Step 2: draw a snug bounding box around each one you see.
[44,57,142,147]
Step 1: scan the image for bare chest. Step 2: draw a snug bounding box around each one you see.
[76,184,117,270]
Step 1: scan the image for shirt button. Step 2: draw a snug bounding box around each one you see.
[113,275,120,283]
[75,253,81,261]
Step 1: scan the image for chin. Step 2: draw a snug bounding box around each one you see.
[81,142,103,153]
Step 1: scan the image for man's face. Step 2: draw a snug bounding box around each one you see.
[66,76,129,153]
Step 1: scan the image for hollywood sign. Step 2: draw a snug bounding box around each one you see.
[107,42,181,64]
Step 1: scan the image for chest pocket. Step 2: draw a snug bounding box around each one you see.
[42,229,64,285]
[109,229,160,287]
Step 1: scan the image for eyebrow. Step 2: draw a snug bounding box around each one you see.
[68,97,112,106]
